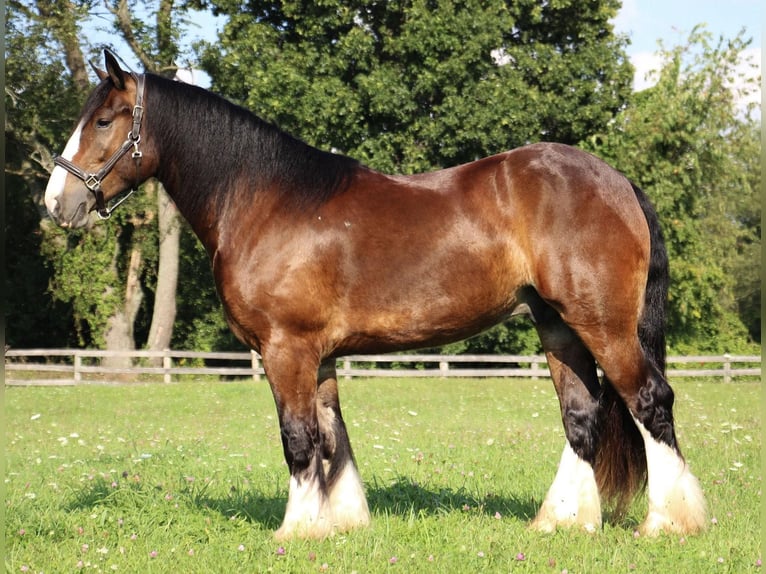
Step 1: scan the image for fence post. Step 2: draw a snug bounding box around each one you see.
[531,357,540,380]
[439,360,449,378]
[251,351,261,382]
[723,353,732,384]
[163,349,172,383]
[343,359,351,380]
[74,351,82,383]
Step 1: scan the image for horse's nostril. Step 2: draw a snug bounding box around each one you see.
[47,199,60,220]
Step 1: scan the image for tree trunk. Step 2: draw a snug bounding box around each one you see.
[103,246,143,370]
[112,0,181,363]
[146,182,180,362]
[36,0,90,91]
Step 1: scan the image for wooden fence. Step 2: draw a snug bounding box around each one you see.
[4,349,761,386]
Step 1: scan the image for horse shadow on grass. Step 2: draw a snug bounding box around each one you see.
[65,476,640,533]
[191,476,540,531]
[64,475,539,532]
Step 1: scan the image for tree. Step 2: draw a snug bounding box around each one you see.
[195,0,633,354]
[5,0,197,357]
[583,27,761,352]
[727,122,761,343]
[200,0,632,172]
[5,0,97,348]
[104,0,186,362]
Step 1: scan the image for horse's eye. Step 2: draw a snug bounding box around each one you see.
[95,118,112,129]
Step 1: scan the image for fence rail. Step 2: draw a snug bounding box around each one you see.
[4,349,761,386]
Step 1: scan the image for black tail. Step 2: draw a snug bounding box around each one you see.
[632,182,669,373]
[595,181,669,517]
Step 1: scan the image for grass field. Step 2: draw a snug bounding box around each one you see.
[4,378,761,573]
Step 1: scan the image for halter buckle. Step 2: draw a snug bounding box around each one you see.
[84,174,101,191]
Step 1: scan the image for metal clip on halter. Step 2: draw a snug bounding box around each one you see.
[131,135,143,160]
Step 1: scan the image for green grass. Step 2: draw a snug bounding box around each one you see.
[5,378,761,572]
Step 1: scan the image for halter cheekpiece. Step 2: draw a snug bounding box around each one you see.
[54,73,146,219]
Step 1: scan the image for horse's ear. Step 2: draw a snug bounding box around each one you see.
[104,50,126,91]
[89,59,108,81]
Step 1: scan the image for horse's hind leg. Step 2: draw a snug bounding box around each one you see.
[316,360,371,532]
[618,350,706,535]
[526,297,603,533]
[577,332,707,535]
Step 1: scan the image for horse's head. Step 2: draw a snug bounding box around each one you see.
[45,51,151,228]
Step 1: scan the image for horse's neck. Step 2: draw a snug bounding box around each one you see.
[146,79,358,254]
[151,127,239,245]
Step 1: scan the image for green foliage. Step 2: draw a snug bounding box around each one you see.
[38,225,121,348]
[200,0,631,173]
[4,174,75,347]
[4,3,87,151]
[5,2,93,347]
[725,122,761,343]
[583,27,761,353]
[5,1,191,350]
[35,190,159,348]
[434,321,542,355]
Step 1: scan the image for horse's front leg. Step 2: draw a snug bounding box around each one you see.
[317,360,370,532]
[263,346,333,541]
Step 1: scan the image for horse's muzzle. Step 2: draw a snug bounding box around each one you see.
[47,197,90,229]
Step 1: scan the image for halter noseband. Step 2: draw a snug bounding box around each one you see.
[54,73,146,220]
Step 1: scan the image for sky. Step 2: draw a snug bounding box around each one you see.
[614,0,761,54]
[612,0,762,108]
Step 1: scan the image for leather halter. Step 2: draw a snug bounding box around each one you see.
[54,73,146,219]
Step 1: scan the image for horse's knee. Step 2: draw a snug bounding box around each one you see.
[281,416,319,473]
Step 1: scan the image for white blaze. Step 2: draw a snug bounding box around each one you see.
[44,121,84,217]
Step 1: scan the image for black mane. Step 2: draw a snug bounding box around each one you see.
[143,73,360,216]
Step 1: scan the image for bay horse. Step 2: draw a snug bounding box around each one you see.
[44,51,706,540]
